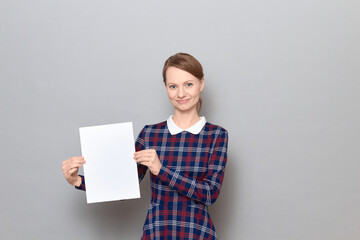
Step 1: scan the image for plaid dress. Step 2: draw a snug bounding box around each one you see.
[76,120,228,240]
[137,120,228,240]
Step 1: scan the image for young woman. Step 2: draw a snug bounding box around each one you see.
[62,52,229,240]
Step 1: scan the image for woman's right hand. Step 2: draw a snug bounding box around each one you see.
[62,156,86,187]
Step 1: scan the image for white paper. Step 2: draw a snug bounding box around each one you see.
[79,122,140,204]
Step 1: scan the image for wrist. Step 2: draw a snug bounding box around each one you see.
[74,176,82,187]
[153,164,162,176]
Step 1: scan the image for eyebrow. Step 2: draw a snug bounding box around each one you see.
[167,80,194,85]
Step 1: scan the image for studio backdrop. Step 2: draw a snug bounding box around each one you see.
[1,0,359,239]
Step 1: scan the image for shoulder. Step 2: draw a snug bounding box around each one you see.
[203,122,228,143]
[204,122,228,136]
[136,120,167,140]
[141,120,167,133]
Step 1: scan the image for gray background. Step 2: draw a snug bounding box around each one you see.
[1,0,359,239]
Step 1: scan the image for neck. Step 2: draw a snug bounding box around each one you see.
[172,107,200,129]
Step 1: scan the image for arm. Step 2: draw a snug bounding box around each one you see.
[135,126,149,183]
[61,156,86,191]
[157,130,228,206]
[75,175,86,191]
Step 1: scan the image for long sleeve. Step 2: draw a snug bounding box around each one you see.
[157,130,228,206]
[74,175,86,191]
[135,125,148,183]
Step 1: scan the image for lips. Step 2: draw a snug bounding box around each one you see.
[176,99,189,104]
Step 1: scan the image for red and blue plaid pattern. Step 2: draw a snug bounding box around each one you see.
[137,121,228,240]
[76,120,228,240]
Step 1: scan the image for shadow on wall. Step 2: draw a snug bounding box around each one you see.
[73,176,152,239]
[199,77,239,238]
[210,150,241,239]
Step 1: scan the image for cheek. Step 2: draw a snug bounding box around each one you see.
[166,90,176,99]
[190,88,201,98]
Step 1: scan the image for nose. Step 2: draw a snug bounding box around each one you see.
[178,86,185,98]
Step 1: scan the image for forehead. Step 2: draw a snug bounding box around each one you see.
[165,67,198,84]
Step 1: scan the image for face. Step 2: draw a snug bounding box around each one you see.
[165,66,204,113]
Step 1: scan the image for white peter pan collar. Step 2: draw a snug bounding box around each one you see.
[167,115,206,135]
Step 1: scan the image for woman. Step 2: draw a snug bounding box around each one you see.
[62,52,229,240]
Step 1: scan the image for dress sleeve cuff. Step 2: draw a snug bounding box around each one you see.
[157,165,167,180]
[157,165,175,187]
[74,175,86,191]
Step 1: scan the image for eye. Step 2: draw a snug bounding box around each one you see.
[169,85,176,89]
[186,83,193,87]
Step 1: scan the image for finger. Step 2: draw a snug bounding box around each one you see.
[63,156,84,165]
[69,163,84,170]
[137,161,149,167]
[134,156,152,163]
[134,149,156,155]
[68,164,83,173]
[134,156,146,162]
[133,153,145,160]
[66,165,82,174]
[140,152,156,157]
[134,152,144,157]
[135,149,151,153]
[134,154,153,160]
[66,159,86,166]
[134,152,155,158]
[69,168,78,174]
[71,156,85,162]
[72,159,86,164]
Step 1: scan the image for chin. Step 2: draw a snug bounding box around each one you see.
[175,105,196,113]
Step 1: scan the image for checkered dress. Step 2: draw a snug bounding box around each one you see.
[76,120,228,240]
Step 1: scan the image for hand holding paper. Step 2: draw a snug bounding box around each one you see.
[79,122,140,204]
[62,156,86,186]
[133,149,162,176]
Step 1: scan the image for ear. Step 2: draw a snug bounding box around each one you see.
[200,78,205,92]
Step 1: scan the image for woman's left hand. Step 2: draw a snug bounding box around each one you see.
[134,149,162,176]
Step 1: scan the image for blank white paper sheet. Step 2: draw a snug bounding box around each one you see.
[79,122,140,204]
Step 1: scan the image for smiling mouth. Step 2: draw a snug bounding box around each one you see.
[176,99,189,104]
